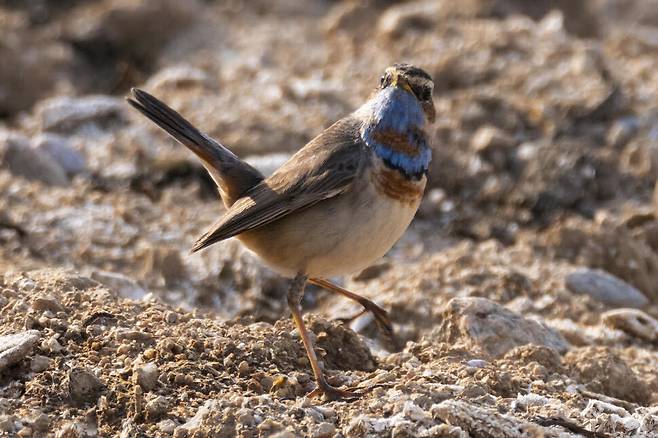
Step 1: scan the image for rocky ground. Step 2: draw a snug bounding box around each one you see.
[1,0,658,437]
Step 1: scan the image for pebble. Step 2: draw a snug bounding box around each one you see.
[146,396,170,420]
[0,132,68,186]
[54,421,84,438]
[37,95,125,133]
[134,362,159,391]
[466,359,488,368]
[0,415,16,434]
[565,269,649,308]
[67,367,104,403]
[31,295,63,313]
[158,419,176,434]
[164,311,178,324]
[33,133,86,176]
[30,355,52,373]
[42,336,63,354]
[312,422,336,438]
[237,408,255,426]
[32,413,50,432]
[0,330,41,372]
[602,308,658,342]
[238,360,250,376]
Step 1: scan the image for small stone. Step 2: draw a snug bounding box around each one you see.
[42,336,63,354]
[173,427,187,438]
[602,308,658,342]
[32,413,50,432]
[30,355,52,373]
[134,362,159,391]
[177,400,219,435]
[0,132,68,186]
[37,95,126,133]
[0,330,41,371]
[55,421,84,438]
[0,415,16,433]
[68,367,105,404]
[143,348,157,360]
[312,422,336,438]
[566,269,649,308]
[237,408,255,426]
[238,360,250,376]
[146,396,170,420]
[164,311,178,324]
[33,133,86,176]
[466,359,488,368]
[17,426,33,437]
[31,295,64,313]
[158,419,176,434]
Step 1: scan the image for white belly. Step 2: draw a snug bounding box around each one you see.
[238,171,426,278]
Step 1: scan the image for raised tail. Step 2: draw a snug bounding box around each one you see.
[127,88,263,207]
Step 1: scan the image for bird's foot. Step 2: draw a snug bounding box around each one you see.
[307,380,363,402]
[337,303,393,337]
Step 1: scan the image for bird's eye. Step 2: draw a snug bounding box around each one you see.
[380,75,385,87]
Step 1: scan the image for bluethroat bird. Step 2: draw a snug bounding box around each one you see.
[127,63,435,400]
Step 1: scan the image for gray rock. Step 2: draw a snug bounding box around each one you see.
[602,308,658,342]
[134,362,159,391]
[566,269,649,308]
[0,132,69,186]
[434,297,568,357]
[67,367,105,403]
[31,294,64,313]
[33,134,86,175]
[145,396,170,420]
[177,400,219,435]
[0,330,41,372]
[37,96,126,133]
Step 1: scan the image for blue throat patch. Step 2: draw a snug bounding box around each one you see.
[361,87,431,179]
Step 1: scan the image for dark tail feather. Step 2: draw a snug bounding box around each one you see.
[126,88,263,206]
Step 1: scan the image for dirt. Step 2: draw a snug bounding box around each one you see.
[1,0,658,437]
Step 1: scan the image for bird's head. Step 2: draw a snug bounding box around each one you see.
[379,63,435,123]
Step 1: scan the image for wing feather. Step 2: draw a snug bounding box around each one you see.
[191,116,366,252]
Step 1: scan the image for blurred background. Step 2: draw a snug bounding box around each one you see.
[2,0,658,336]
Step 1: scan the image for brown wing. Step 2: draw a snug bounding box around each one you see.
[191,116,366,252]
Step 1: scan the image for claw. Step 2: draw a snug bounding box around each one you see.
[308,381,362,402]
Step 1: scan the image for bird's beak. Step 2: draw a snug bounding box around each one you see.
[391,71,414,94]
[422,100,436,124]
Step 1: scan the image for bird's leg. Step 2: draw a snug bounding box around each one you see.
[287,273,359,401]
[308,277,393,337]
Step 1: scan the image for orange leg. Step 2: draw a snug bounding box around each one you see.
[308,277,393,337]
[287,274,359,401]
